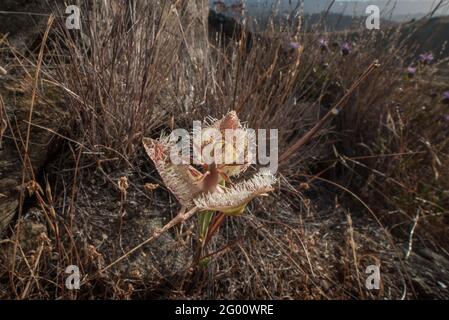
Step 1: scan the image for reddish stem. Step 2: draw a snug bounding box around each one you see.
[204,213,226,247]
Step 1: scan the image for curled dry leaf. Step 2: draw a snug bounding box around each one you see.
[118,176,129,193]
[26,180,44,197]
[144,183,159,192]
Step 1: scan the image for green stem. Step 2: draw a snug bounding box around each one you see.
[198,210,215,241]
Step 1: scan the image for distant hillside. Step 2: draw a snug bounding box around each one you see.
[216,10,397,33]
[210,0,448,22]
[401,16,449,59]
[209,9,449,60]
[302,12,397,32]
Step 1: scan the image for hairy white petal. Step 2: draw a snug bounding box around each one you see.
[193,171,276,212]
[143,137,201,207]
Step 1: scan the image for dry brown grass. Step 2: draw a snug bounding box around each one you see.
[0,1,448,299]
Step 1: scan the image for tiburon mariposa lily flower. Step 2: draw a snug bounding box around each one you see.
[142,111,276,266]
[143,111,276,214]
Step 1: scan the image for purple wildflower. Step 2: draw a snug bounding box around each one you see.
[319,38,329,51]
[407,66,417,78]
[419,52,434,64]
[230,3,244,18]
[443,91,449,103]
[290,41,301,50]
[341,42,351,56]
[213,1,228,14]
[443,114,449,123]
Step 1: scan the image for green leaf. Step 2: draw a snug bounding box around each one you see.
[199,256,211,268]
[220,203,247,216]
[198,210,214,240]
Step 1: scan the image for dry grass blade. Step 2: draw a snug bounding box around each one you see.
[10,15,55,294]
[279,61,380,164]
[0,95,7,147]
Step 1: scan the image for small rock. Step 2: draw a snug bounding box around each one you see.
[437,281,447,289]
[18,219,47,252]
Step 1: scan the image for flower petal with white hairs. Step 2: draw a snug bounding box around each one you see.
[195,111,252,178]
[143,137,202,207]
[193,170,276,215]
